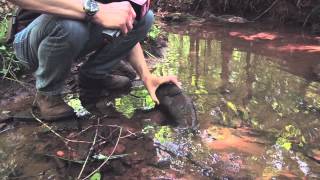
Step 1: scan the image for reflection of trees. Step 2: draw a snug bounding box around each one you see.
[243,52,254,106]
[156,32,320,149]
[154,30,320,176]
[189,36,196,87]
[220,41,232,94]
[204,39,212,75]
[195,38,200,89]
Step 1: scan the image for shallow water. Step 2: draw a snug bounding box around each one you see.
[145,23,320,178]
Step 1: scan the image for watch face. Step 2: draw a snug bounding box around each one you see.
[84,0,99,16]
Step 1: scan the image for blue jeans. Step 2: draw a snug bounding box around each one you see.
[13,11,154,95]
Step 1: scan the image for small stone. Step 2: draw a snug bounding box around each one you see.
[56,151,65,157]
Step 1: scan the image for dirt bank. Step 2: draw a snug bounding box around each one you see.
[153,0,320,33]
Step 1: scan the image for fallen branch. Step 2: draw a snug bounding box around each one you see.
[82,126,123,180]
[77,118,100,179]
[31,110,92,144]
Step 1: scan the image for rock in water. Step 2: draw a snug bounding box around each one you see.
[209,14,252,24]
[156,83,198,130]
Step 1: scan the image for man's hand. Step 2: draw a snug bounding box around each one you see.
[143,75,181,105]
[94,1,136,34]
[128,44,181,105]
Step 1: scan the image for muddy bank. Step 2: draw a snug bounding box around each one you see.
[153,0,320,33]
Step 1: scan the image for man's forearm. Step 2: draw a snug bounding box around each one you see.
[9,0,136,34]
[9,0,85,19]
[128,43,152,81]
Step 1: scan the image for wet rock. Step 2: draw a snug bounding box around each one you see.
[162,13,188,22]
[0,123,6,130]
[155,83,198,130]
[209,14,252,24]
[0,111,12,123]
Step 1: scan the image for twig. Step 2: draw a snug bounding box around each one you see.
[144,50,156,59]
[77,118,100,179]
[252,0,279,21]
[82,127,123,180]
[31,110,92,144]
[120,129,139,139]
[71,125,95,138]
[3,76,31,90]
[0,127,14,134]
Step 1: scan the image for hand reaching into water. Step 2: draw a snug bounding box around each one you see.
[143,75,181,105]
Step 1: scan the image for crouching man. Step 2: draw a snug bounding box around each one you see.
[8,0,179,121]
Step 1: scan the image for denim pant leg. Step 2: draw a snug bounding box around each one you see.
[14,15,90,95]
[80,10,155,78]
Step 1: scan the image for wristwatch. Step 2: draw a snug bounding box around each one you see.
[83,0,99,21]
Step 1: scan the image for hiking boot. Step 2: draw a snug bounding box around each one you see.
[34,93,75,121]
[79,73,132,109]
[79,73,132,90]
[110,60,137,80]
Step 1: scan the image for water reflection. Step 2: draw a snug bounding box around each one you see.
[152,26,320,178]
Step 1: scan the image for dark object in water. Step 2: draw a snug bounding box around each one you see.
[155,83,198,130]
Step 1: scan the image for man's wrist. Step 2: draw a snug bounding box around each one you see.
[83,0,99,22]
[141,73,153,82]
[91,4,103,24]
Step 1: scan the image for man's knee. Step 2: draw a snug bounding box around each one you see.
[142,10,155,34]
[57,19,89,51]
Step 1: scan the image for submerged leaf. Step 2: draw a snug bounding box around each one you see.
[227,101,238,114]
[90,172,101,180]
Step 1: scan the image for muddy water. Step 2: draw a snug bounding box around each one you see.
[146,23,320,178]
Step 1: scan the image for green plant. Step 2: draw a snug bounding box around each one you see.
[0,17,8,40]
[0,17,21,78]
[148,24,161,41]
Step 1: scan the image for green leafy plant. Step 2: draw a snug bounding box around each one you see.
[148,24,161,41]
[0,17,8,40]
[90,172,101,180]
[0,17,21,78]
[276,125,306,151]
